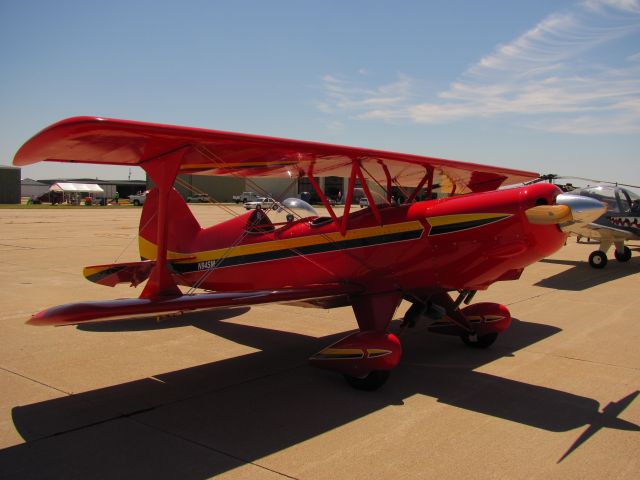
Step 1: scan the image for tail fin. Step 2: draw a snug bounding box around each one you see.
[138,188,202,260]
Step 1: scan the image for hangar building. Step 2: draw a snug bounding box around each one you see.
[0,166,20,204]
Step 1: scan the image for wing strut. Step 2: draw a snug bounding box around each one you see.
[354,160,382,225]
[307,162,339,229]
[341,162,358,236]
[306,158,383,236]
[407,168,433,203]
[380,161,393,203]
[139,147,187,299]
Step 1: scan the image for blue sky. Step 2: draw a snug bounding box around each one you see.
[1,0,639,187]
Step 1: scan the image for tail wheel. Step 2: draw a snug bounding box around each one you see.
[343,370,390,391]
[589,250,607,269]
[460,332,498,348]
[614,246,632,262]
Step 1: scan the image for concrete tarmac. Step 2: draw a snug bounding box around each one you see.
[0,205,638,479]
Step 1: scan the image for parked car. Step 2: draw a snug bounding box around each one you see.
[187,193,211,203]
[359,197,369,208]
[244,197,277,210]
[129,191,148,206]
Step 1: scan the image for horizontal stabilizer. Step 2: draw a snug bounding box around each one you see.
[83,261,155,287]
[27,283,362,326]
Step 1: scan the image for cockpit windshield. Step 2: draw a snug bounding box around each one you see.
[281,198,319,218]
[620,188,640,214]
[264,197,319,224]
[577,185,640,214]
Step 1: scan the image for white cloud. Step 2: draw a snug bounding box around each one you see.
[316,73,413,114]
[584,0,640,13]
[317,1,640,134]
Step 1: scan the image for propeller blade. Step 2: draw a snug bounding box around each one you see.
[525,205,572,225]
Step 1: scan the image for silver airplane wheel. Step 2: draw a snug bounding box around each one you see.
[589,250,607,269]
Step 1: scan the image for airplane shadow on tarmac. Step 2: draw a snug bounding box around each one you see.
[2,311,638,478]
[537,257,640,290]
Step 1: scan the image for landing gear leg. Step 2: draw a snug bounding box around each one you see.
[345,292,402,390]
[431,292,475,334]
[310,291,402,391]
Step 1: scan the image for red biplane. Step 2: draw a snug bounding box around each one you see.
[13,117,606,390]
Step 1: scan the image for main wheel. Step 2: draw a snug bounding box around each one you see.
[589,250,607,269]
[614,246,632,262]
[460,332,498,348]
[344,370,390,391]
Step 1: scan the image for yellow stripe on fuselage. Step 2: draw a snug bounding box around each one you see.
[139,220,424,262]
[426,213,510,227]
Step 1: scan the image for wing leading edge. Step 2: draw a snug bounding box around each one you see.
[14,116,539,194]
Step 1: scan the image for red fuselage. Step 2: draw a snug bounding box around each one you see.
[143,182,566,297]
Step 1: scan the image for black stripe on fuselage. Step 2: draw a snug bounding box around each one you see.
[428,216,509,236]
[171,228,423,273]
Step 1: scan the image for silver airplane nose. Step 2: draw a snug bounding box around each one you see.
[555,194,607,228]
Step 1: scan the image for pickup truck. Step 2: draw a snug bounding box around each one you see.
[232,191,259,203]
[129,191,148,206]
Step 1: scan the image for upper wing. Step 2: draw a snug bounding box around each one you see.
[27,283,361,326]
[14,116,538,194]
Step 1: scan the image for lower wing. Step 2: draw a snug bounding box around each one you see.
[28,284,361,326]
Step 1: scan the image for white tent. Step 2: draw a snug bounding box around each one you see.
[49,183,104,193]
[49,183,105,204]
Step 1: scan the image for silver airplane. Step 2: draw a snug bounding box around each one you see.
[557,185,640,268]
